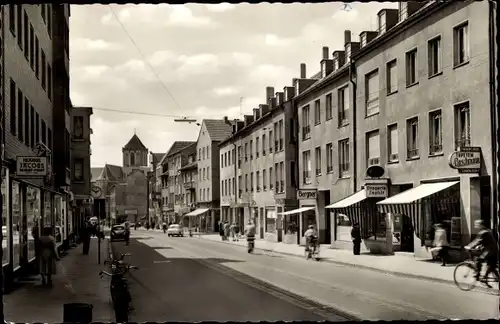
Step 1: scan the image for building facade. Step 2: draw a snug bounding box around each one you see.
[195,119,232,232]
[296,40,357,247]
[148,152,165,226]
[1,4,73,290]
[219,86,299,243]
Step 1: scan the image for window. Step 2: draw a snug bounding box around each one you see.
[244,142,248,160]
[290,161,296,187]
[73,116,83,139]
[302,150,311,184]
[365,70,379,116]
[273,122,278,151]
[339,139,350,176]
[429,110,443,155]
[35,37,40,78]
[202,147,205,159]
[388,124,399,162]
[302,105,311,140]
[455,102,471,149]
[333,58,339,71]
[47,4,52,38]
[41,51,46,90]
[406,49,418,86]
[30,106,35,147]
[428,37,441,77]
[366,130,380,166]
[269,167,273,190]
[346,44,351,62]
[262,134,266,155]
[74,159,84,182]
[338,86,349,126]
[326,143,333,173]
[17,89,23,142]
[41,4,46,21]
[250,140,253,159]
[399,2,408,21]
[278,120,284,150]
[250,172,254,191]
[23,10,28,59]
[325,94,333,120]
[47,64,52,100]
[256,137,260,158]
[16,5,22,48]
[9,5,15,34]
[206,146,210,159]
[314,100,321,125]
[245,174,248,192]
[238,176,242,197]
[378,12,386,34]
[387,60,397,94]
[406,117,419,159]
[256,171,260,191]
[35,113,40,144]
[220,154,223,167]
[237,146,242,167]
[269,130,273,152]
[29,24,34,69]
[198,148,201,160]
[10,79,16,135]
[315,147,322,176]
[263,169,267,191]
[279,162,284,192]
[24,98,29,145]
[453,22,469,67]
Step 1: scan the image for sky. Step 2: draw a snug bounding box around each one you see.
[69,2,398,167]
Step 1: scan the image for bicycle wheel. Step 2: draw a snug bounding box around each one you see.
[454,262,477,291]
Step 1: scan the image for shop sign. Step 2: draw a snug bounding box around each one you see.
[365,184,388,198]
[297,189,317,200]
[448,147,481,173]
[16,156,47,177]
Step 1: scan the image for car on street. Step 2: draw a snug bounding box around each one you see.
[110,224,127,241]
[167,224,183,237]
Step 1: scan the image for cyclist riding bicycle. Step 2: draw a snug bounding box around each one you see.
[304,225,318,251]
[465,220,499,287]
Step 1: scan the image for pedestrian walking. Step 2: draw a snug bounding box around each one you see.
[223,221,230,241]
[219,221,224,240]
[38,226,60,287]
[432,223,449,266]
[230,223,236,241]
[234,223,240,241]
[351,223,361,255]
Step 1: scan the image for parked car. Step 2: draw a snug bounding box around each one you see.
[110,225,127,242]
[167,224,183,237]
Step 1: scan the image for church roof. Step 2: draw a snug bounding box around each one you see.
[97,164,124,181]
[123,134,147,151]
[203,119,234,142]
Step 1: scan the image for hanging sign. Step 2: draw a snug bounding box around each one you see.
[16,156,47,177]
[448,147,481,173]
[365,183,388,198]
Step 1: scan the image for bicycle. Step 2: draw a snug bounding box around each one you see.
[453,248,499,291]
[104,253,132,274]
[305,238,320,261]
[99,264,138,323]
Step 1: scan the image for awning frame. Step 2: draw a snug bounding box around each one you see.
[185,208,210,217]
[278,206,314,216]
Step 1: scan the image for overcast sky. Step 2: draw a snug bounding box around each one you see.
[69,2,397,167]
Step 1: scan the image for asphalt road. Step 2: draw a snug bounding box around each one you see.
[111,238,339,322]
[121,230,499,321]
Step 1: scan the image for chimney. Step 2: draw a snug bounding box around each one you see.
[300,63,306,78]
[223,116,232,126]
[266,86,275,102]
[344,30,351,45]
[237,121,245,132]
[322,46,329,60]
[253,108,260,120]
[276,92,284,105]
[232,124,237,134]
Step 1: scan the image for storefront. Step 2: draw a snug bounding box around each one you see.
[2,168,10,268]
[184,208,209,231]
[278,206,313,245]
[263,207,277,242]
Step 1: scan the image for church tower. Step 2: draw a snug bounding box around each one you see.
[122,133,149,167]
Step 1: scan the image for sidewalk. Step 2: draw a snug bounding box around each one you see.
[198,234,459,285]
[4,237,114,323]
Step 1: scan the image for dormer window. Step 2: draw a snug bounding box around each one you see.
[360,33,367,47]
[399,2,408,21]
[345,44,351,62]
[333,58,339,70]
[284,88,288,100]
[321,61,326,78]
[378,12,386,34]
[294,80,299,95]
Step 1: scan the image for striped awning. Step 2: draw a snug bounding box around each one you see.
[325,189,367,209]
[279,207,314,216]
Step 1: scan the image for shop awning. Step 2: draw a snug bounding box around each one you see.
[279,207,314,216]
[377,181,459,207]
[185,208,210,217]
[325,189,367,209]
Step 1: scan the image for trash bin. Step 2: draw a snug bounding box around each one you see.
[63,303,93,323]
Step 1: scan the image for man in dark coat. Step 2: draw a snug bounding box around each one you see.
[351,223,362,255]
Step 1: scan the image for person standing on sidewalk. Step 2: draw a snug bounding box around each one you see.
[223,221,230,241]
[38,226,60,287]
[432,223,449,266]
[81,222,91,255]
[351,223,361,255]
[234,223,241,241]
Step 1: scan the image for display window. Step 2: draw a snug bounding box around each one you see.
[54,195,63,245]
[265,209,277,233]
[44,192,52,229]
[2,169,10,266]
[12,181,21,268]
[27,186,41,261]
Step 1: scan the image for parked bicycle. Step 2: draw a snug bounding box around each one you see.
[453,248,499,291]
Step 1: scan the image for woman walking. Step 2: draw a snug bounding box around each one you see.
[432,223,449,266]
[38,227,60,287]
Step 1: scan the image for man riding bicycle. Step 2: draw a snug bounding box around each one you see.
[465,220,499,287]
[304,225,318,252]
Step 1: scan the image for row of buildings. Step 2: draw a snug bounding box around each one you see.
[149,0,498,259]
[1,4,94,291]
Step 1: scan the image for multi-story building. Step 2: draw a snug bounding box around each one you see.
[1,4,72,288]
[296,39,357,247]
[195,119,232,232]
[324,1,496,258]
[149,152,165,225]
[179,152,198,228]
[158,141,196,224]
[70,106,93,244]
[219,86,299,243]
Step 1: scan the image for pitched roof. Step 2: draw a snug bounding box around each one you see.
[151,152,165,164]
[97,164,124,181]
[203,119,234,142]
[123,134,147,151]
[166,141,196,157]
[91,167,104,182]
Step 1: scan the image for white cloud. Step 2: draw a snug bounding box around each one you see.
[230,52,254,66]
[248,64,295,84]
[100,8,132,25]
[148,50,177,67]
[70,91,85,106]
[167,6,213,28]
[72,38,123,51]
[204,3,236,13]
[264,34,293,47]
[76,65,111,80]
[177,53,220,75]
[212,87,240,97]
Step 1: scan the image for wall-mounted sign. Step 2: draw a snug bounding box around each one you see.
[366,165,385,178]
[16,156,47,177]
[91,185,102,199]
[448,147,481,173]
[297,189,317,200]
[365,183,388,198]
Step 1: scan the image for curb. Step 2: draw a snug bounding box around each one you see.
[196,236,498,295]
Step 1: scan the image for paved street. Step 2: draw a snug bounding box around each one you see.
[115,230,499,321]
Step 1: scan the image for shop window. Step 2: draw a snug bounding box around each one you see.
[425,184,461,247]
[2,172,10,266]
[54,195,63,246]
[44,191,52,230]
[265,209,277,233]
[335,213,352,242]
[12,181,21,268]
[27,186,40,261]
[284,213,298,235]
[301,209,316,236]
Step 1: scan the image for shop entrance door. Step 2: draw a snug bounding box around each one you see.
[400,214,415,252]
[323,191,331,244]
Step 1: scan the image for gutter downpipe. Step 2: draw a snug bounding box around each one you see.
[349,58,357,192]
